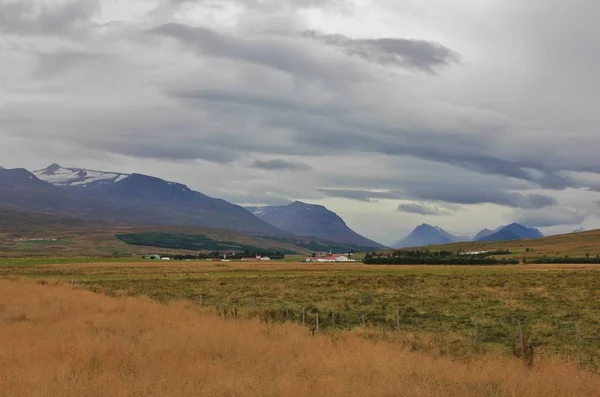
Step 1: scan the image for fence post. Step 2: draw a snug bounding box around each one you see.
[285,308,289,321]
[517,320,524,356]
[435,312,441,344]
[331,313,336,328]
[361,313,366,327]
[302,307,306,326]
[576,323,583,367]
[316,313,320,333]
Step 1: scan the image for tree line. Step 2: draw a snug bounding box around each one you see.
[364,249,517,265]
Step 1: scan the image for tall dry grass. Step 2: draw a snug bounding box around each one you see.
[0,279,598,397]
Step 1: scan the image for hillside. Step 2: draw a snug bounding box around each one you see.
[0,209,369,257]
[247,201,384,248]
[407,228,600,260]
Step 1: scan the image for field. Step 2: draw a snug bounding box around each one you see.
[2,278,600,397]
[2,259,600,371]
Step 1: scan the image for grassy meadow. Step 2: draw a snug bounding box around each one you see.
[2,259,600,370]
[2,278,600,397]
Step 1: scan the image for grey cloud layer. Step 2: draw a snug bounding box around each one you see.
[314,186,555,210]
[250,159,312,171]
[512,208,586,228]
[397,203,452,216]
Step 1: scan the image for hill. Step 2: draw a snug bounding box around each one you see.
[247,201,384,248]
[0,209,371,257]
[392,224,466,248]
[475,223,543,242]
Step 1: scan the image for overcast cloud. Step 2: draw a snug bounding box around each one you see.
[1,0,600,244]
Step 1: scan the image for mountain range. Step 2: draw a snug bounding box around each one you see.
[246,201,384,248]
[0,164,383,249]
[393,223,545,248]
[475,223,544,242]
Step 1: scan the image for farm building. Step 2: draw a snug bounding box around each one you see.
[242,256,271,261]
[305,255,353,263]
[149,255,161,260]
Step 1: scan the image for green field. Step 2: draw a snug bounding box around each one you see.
[1,259,599,369]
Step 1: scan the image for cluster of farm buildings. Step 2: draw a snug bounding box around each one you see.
[304,254,357,263]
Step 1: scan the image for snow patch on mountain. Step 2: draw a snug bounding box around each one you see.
[33,164,129,187]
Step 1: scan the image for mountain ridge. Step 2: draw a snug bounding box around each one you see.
[246,201,384,248]
[34,164,128,188]
[1,166,283,236]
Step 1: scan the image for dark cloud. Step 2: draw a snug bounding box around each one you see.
[316,188,402,202]
[303,30,460,73]
[147,23,364,83]
[0,0,98,37]
[250,159,312,171]
[512,208,586,228]
[397,203,452,216]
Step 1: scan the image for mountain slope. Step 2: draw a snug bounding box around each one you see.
[475,223,543,242]
[1,167,282,236]
[392,224,460,248]
[247,201,384,248]
[34,164,127,187]
[473,228,495,241]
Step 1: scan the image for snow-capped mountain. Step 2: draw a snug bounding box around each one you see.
[1,165,284,235]
[33,163,128,187]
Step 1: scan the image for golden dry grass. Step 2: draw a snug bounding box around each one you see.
[1,280,599,396]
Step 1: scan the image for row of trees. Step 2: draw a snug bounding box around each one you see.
[364,248,515,265]
[364,256,519,265]
[528,256,600,264]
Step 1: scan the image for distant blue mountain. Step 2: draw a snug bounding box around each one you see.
[475,223,543,242]
[392,224,464,248]
[473,228,496,241]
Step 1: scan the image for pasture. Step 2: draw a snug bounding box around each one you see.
[2,277,600,396]
[1,259,600,370]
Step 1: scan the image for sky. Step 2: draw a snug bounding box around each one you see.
[1,0,600,245]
